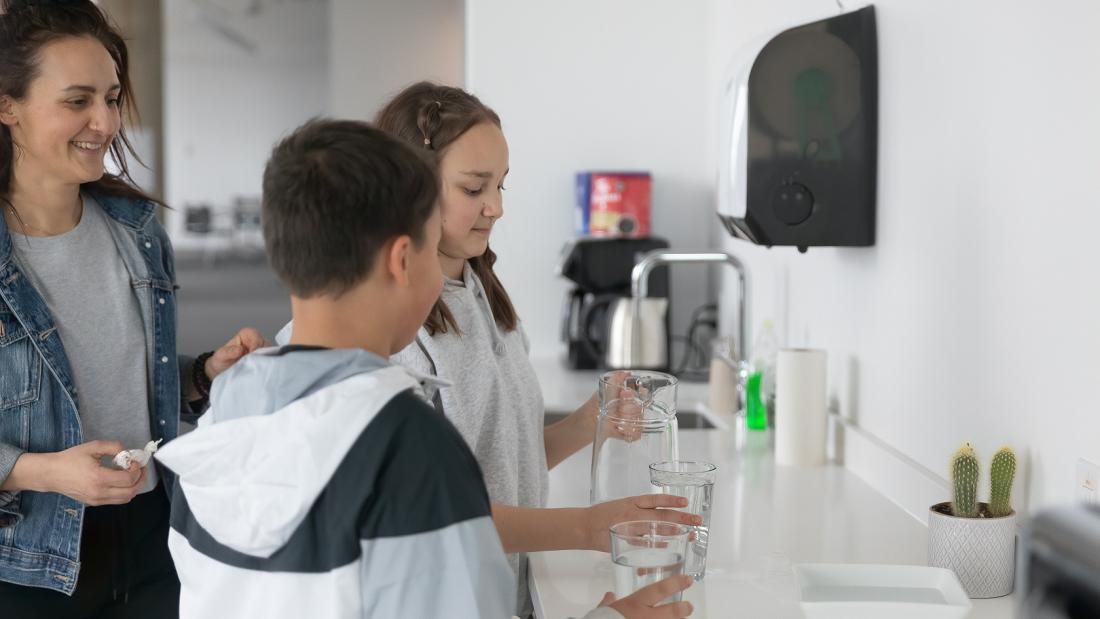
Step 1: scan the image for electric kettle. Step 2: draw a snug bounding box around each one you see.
[604,297,669,370]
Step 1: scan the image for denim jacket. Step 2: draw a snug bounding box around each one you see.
[0,193,183,595]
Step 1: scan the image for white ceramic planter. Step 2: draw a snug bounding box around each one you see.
[927,502,1016,598]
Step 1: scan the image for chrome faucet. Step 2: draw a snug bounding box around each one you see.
[631,250,750,365]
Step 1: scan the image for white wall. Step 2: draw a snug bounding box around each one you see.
[166,0,464,247]
[465,0,716,358]
[467,0,1099,514]
[329,0,465,120]
[711,0,1100,513]
[163,0,328,248]
[164,0,1098,515]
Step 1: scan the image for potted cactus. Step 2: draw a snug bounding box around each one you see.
[928,442,1017,598]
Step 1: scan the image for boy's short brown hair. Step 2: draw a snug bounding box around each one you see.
[262,119,438,298]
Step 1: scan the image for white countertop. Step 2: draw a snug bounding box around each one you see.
[529,357,1015,619]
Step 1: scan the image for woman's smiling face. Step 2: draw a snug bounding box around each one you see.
[1,36,122,188]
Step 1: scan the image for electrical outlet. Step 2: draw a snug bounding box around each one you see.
[1077,459,1099,504]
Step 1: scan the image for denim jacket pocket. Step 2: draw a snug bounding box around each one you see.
[0,308,41,411]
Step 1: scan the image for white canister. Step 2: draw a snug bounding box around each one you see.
[775,348,827,466]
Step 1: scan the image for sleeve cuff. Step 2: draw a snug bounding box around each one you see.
[0,443,26,504]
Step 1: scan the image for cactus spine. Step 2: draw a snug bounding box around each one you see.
[951,443,980,518]
[988,446,1017,517]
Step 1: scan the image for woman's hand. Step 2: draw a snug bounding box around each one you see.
[584,494,702,552]
[9,441,147,506]
[598,575,694,618]
[205,327,268,380]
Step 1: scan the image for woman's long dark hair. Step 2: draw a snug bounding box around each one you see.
[0,0,157,212]
[375,81,518,335]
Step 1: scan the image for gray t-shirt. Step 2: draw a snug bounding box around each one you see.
[11,195,155,493]
[391,262,549,617]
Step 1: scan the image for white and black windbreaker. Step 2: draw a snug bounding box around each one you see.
[155,346,516,618]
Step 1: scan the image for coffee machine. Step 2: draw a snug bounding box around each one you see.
[558,237,669,369]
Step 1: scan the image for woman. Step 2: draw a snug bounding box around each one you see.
[0,2,261,616]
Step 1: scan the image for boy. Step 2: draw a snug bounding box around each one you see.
[156,119,691,619]
[155,119,515,617]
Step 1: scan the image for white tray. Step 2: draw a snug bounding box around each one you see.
[794,563,973,619]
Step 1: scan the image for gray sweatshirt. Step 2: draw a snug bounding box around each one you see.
[391,262,550,616]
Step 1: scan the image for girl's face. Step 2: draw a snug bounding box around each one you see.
[436,122,509,265]
[0,36,121,189]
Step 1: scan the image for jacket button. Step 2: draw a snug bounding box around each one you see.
[158,298,165,305]
[144,242,152,249]
[159,419,166,426]
[160,356,169,363]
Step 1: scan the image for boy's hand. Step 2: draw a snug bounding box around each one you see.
[599,575,694,618]
[585,495,702,552]
[205,328,268,380]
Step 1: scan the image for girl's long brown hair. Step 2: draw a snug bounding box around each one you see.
[375,81,517,336]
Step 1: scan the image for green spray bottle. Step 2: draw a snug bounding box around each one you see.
[745,321,777,431]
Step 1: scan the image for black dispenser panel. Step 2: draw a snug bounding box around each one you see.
[721,6,877,252]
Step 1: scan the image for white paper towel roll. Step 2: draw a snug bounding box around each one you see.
[775,348,827,466]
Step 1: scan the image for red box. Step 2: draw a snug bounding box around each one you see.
[580,172,651,237]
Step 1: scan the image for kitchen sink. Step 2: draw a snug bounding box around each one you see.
[543,409,717,429]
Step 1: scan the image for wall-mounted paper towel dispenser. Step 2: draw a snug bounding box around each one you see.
[718,6,878,253]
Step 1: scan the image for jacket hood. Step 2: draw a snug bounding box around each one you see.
[156,347,421,557]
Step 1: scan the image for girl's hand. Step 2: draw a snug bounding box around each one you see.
[575,392,599,435]
[597,371,647,442]
[544,392,601,469]
[584,494,702,552]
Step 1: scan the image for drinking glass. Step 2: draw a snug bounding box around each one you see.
[609,521,691,603]
[650,461,717,580]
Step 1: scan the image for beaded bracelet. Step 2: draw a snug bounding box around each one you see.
[192,351,215,400]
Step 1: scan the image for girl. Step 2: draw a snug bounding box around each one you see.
[0,2,260,616]
[378,82,697,617]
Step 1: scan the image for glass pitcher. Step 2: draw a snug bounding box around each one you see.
[590,370,679,504]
